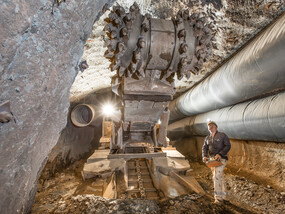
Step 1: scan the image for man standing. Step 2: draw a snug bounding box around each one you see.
[202,121,231,203]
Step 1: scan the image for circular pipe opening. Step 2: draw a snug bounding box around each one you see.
[71,104,96,127]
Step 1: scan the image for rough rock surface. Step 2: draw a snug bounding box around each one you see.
[43,91,114,177]
[32,158,285,213]
[61,194,234,214]
[70,0,284,100]
[60,195,160,214]
[0,1,108,213]
[225,174,285,214]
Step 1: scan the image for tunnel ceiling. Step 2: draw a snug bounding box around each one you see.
[69,0,284,102]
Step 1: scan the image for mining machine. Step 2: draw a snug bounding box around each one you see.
[72,2,214,199]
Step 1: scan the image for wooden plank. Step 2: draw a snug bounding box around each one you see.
[108,152,166,159]
[170,172,206,195]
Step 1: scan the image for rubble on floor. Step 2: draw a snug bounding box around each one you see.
[159,194,237,214]
[32,159,285,214]
[52,194,238,214]
[226,174,285,214]
[190,162,285,214]
[57,195,160,214]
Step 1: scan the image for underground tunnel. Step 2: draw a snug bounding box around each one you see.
[0,1,285,214]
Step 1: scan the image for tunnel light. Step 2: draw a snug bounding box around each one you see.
[206,118,211,122]
[102,104,115,116]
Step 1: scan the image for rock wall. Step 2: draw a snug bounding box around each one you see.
[0,1,108,213]
[42,91,114,178]
[174,136,285,190]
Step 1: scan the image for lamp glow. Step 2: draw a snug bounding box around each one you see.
[102,104,115,116]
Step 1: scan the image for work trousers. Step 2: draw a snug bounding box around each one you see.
[210,159,227,200]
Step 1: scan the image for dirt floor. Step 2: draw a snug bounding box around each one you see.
[190,162,285,214]
[32,159,285,214]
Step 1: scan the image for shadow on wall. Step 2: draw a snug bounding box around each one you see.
[41,91,114,178]
[173,136,285,191]
[173,137,200,162]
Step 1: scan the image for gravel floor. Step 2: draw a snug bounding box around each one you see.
[32,160,285,214]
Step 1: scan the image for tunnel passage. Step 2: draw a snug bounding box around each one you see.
[1,0,285,214]
[33,6,285,214]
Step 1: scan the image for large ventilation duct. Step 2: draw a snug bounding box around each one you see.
[168,91,285,142]
[169,13,285,122]
[71,104,97,127]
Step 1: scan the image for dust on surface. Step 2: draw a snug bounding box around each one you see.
[32,159,285,214]
[190,162,285,214]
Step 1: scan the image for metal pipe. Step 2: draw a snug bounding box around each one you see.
[168,91,285,142]
[169,13,285,122]
[71,104,97,127]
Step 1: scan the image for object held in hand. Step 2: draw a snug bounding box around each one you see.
[206,159,222,167]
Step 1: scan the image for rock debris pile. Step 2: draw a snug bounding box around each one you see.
[50,194,236,214]
[56,195,160,214]
[159,194,232,214]
[189,162,285,214]
[225,175,285,214]
[32,160,285,214]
